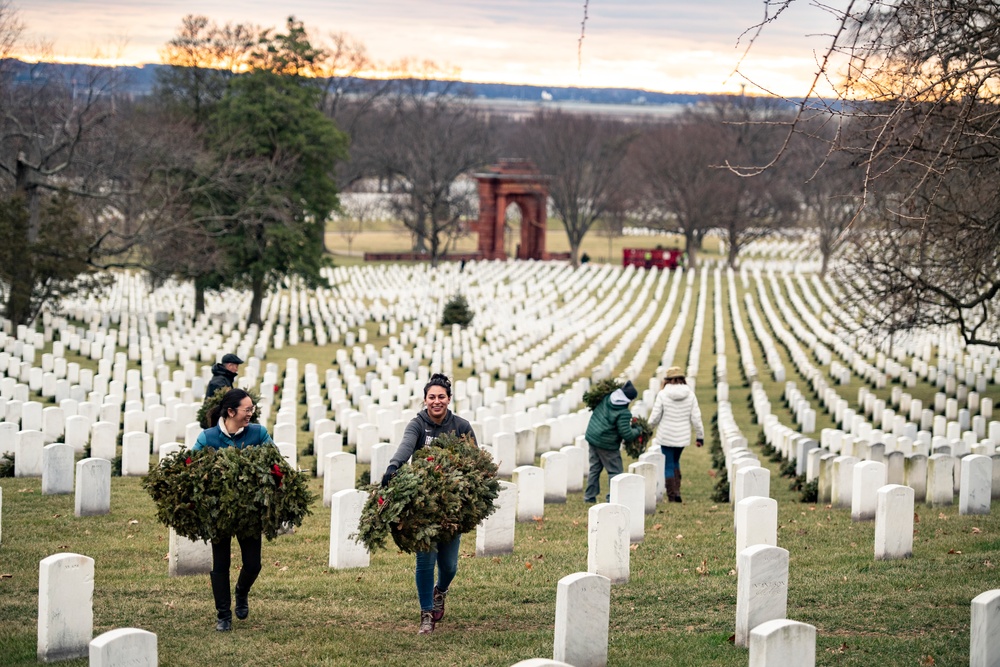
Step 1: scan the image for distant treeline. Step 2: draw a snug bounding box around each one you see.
[2,58,801,108]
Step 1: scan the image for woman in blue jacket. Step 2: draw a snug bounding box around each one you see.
[193,388,274,631]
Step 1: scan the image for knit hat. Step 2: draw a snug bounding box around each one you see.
[665,366,684,379]
[621,380,638,400]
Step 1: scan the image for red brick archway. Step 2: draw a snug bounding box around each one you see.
[472,159,549,260]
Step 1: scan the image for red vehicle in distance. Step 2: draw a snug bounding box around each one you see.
[622,248,685,270]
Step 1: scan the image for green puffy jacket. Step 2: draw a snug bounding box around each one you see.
[585,393,641,451]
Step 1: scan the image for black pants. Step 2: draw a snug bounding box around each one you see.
[210,534,262,620]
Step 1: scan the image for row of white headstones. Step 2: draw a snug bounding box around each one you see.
[5,252,1000,667]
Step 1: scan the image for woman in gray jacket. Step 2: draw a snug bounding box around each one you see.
[647,366,704,502]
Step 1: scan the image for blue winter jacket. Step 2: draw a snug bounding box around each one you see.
[192,423,275,451]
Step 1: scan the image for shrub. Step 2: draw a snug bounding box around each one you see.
[441,293,474,328]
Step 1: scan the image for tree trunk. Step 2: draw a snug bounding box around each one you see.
[569,242,580,267]
[194,281,206,315]
[819,250,830,277]
[728,240,739,269]
[249,273,265,326]
[684,227,699,270]
[5,261,33,327]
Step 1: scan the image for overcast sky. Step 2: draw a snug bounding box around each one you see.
[15,0,849,96]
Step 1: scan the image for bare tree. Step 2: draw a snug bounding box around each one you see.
[372,79,496,266]
[632,113,736,268]
[512,111,635,266]
[742,0,1000,346]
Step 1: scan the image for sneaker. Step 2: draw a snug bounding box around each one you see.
[584,498,597,504]
[215,618,232,632]
[418,610,435,634]
[432,586,447,622]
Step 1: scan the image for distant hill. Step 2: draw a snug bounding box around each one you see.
[2,58,776,108]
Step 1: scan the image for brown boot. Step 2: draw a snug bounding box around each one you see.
[666,476,682,503]
[419,610,435,634]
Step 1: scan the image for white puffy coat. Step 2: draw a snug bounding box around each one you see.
[648,383,704,448]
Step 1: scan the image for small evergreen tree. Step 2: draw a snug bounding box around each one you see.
[441,293,474,327]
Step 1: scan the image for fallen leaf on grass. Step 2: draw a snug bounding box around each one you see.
[629,544,639,551]
[0,573,12,579]
[727,634,736,644]
[675,534,684,540]
[652,524,663,531]
[126,535,134,539]
[164,601,175,609]
[18,488,34,493]
[52,514,61,518]
[129,519,139,525]
[707,469,717,478]
[728,569,736,576]
[279,566,288,572]
[972,527,982,534]
[938,513,948,520]
[524,561,533,570]
[914,512,920,523]
[948,549,963,555]
[921,655,935,665]
[696,560,709,576]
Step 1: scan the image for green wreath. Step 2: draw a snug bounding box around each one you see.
[356,433,500,554]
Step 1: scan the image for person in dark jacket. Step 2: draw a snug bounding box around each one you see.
[584,380,641,504]
[192,388,275,632]
[205,353,243,399]
[381,373,477,635]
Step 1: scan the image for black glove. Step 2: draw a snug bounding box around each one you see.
[380,464,399,488]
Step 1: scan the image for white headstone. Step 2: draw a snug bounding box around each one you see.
[553,572,611,667]
[14,430,44,477]
[960,454,992,515]
[735,496,778,566]
[74,458,111,516]
[90,421,118,461]
[89,628,157,667]
[492,432,517,477]
[370,442,393,484]
[904,454,928,503]
[927,453,955,507]
[121,431,151,477]
[610,473,645,543]
[41,443,75,495]
[586,503,630,584]
[512,465,545,522]
[540,451,568,503]
[971,589,1000,667]
[851,461,887,522]
[328,489,369,569]
[476,480,516,556]
[735,545,789,648]
[323,452,356,508]
[38,552,94,662]
[874,484,914,560]
[168,528,212,576]
[515,428,537,466]
[749,619,816,667]
[734,467,771,506]
[627,461,657,514]
[561,445,586,493]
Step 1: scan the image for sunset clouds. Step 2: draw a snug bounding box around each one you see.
[18,0,849,96]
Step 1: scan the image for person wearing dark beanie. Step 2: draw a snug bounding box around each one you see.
[583,379,642,503]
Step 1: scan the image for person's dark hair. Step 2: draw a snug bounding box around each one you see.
[424,373,452,398]
[663,376,687,387]
[208,388,251,425]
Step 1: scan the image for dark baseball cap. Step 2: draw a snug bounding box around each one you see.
[221,353,244,365]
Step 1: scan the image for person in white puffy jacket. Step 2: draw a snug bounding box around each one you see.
[648,366,704,502]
